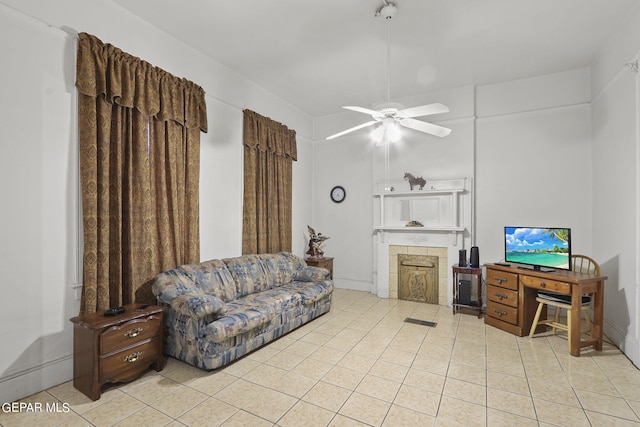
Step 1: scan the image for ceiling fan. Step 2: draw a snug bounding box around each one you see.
[326,1,451,142]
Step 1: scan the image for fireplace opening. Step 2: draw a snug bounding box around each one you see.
[397,254,439,304]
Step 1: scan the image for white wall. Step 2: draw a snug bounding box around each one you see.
[0,0,314,403]
[591,68,638,363]
[590,3,640,366]
[475,69,593,262]
[310,135,374,291]
[0,5,78,404]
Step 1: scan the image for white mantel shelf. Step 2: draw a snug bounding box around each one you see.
[373,226,465,232]
[373,178,468,245]
[373,189,465,197]
[373,226,466,244]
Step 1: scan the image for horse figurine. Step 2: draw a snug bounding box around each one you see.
[404,172,426,190]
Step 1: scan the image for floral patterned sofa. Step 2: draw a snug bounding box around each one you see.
[151,252,334,370]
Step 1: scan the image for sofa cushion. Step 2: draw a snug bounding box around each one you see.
[178,259,237,302]
[222,255,271,298]
[171,293,227,318]
[238,286,304,313]
[206,300,277,343]
[258,253,301,286]
[282,281,334,304]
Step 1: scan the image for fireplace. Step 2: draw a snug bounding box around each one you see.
[372,178,470,305]
[388,245,448,305]
[397,254,439,303]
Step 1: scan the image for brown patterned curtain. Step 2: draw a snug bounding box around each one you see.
[242,110,297,254]
[76,33,207,314]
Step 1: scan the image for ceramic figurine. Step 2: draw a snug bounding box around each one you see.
[306,225,330,258]
[404,172,426,190]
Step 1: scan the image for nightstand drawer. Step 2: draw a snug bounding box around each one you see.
[100,338,160,381]
[101,315,161,355]
[487,284,518,308]
[520,275,570,295]
[486,269,518,291]
[487,300,518,325]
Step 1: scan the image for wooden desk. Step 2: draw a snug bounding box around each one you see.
[485,264,607,357]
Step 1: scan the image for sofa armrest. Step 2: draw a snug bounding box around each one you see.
[170,293,227,319]
[295,266,330,282]
[152,270,204,305]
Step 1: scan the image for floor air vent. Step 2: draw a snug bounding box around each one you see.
[404,318,437,327]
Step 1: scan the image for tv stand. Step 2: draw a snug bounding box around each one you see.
[485,263,607,356]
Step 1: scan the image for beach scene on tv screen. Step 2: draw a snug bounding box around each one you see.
[505,227,570,269]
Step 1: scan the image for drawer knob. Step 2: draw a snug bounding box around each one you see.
[539,282,546,288]
[494,276,507,284]
[124,351,142,363]
[493,308,507,316]
[495,292,508,300]
[125,327,144,338]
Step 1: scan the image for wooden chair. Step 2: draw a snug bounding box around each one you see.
[529,255,601,350]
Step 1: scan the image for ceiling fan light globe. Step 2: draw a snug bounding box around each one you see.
[387,123,401,142]
[371,125,385,143]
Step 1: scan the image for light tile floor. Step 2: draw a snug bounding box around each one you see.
[2,288,640,426]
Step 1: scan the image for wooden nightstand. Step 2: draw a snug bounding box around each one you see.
[305,257,334,279]
[70,304,166,400]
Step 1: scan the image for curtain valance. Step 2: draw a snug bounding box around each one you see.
[243,109,297,161]
[76,32,207,132]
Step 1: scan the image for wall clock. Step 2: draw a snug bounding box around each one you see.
[330,185,346,203]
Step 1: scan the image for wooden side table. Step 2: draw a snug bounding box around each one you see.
[70,304,166,400]
[305,257,334,279]
[452,264,484,318]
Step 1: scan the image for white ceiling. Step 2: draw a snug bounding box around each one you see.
[114,0,638,117]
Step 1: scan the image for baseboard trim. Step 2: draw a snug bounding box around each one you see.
[0,354,73,404]
[604,318,640,368]
[332,278,372,293]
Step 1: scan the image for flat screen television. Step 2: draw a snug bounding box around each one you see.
[504,227,572,271]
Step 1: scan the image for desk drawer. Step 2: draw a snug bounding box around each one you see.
[487,300,518,325]
[520,275,570,295]
[486,269,518,291]
[487,284,518,308]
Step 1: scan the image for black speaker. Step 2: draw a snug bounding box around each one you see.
[470,246,479,267]
[458,280,471,305]
[458,249,467,267]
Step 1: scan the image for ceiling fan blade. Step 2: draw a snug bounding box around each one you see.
[326,120,378,140]
[343,106,381,116]
[400,103,449,118]
[399,118,452,137]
